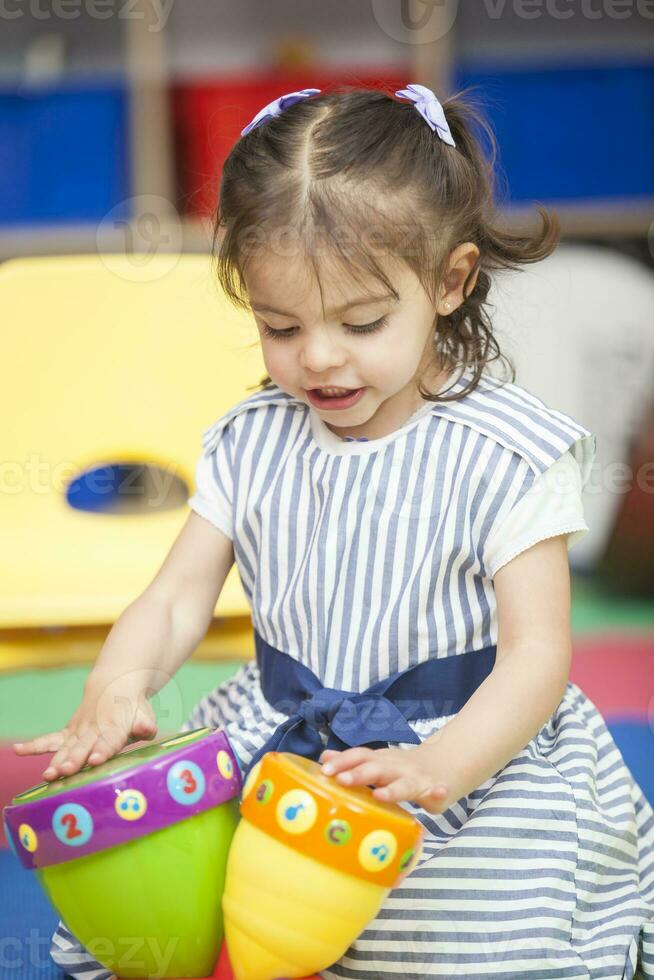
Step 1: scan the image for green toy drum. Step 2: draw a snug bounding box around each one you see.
[2,727,242,979]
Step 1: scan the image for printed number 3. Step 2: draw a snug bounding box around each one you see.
[180,768,197,794]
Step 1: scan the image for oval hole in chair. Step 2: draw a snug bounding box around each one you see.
[66,463,189,515]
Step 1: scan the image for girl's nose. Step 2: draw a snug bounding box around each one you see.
[299,334,346,374]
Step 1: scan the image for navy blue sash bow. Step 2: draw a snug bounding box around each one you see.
[244,631,496,778]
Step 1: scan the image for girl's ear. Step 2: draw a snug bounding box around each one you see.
[441,242,480,309]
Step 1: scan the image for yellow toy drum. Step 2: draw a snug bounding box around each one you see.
[223,751,424,980]
[3,727,243,979]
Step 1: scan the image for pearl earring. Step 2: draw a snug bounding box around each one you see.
[443,301,451,310]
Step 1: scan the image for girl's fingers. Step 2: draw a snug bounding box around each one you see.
[44,724,101,777]
[374,778,448,805]
[87,741,111,766]
[132,706,157,739]
[13,731,67,756]
[416,784,448,800]
[54,730,100,775]
[372,775,424,804]
[86,727,128,766]
[45,732,86,776]
[88,735,122,765]
[334,760,389,787]
[373,775,426,803]
[321,747,375,774]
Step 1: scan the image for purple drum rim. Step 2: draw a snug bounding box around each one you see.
[3,728,242,870]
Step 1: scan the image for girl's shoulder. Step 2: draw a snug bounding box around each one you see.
[428,372,596,486]
[200,384,304,455]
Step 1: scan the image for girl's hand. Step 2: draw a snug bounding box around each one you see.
[319,745,450,815]
[12,672,158,782]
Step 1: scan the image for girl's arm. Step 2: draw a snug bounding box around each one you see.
[13,511,235,780]
[416,533,573,801]
[321,534,573,812]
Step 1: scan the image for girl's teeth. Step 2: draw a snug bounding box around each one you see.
[321,387,352,395]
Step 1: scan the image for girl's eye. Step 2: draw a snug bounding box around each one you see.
[261,315,388,341]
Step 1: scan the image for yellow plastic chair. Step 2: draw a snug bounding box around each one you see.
[0,253,264,671]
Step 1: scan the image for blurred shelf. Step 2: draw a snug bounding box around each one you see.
[0,216,213,261]
[2,0,653,243]
[1,201,652,262]
[504,198,654,239]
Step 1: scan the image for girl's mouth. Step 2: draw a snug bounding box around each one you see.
[306,387,366,410]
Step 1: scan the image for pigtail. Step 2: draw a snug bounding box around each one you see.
[423,89,560,402]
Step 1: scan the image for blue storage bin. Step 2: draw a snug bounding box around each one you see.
[0,81,130,226]
[454,61,654,201]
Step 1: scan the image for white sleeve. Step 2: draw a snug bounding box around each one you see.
[483,449,589,579]
[187,423,234,541]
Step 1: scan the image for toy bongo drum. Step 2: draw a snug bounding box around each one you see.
[3,727,242,979]
[223,752,424,980]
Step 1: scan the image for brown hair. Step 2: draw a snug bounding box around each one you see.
[211,83,560,403]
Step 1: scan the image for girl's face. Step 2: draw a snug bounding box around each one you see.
[244,250,456,440]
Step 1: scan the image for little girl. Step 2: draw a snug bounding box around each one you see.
[15,83,654,980]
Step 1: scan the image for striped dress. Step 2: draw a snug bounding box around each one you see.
[51,370,654,980]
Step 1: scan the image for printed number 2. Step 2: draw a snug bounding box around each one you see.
[61,813,83,840]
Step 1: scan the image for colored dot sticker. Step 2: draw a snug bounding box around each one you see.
[242,761,262,800]
[358,829,398,872]
[52,804,94,847]
[324,819,352,846]
[254,779,274,805]
[276,789,318,834]
[216,750,234,781]
[167,760,206,806]
[114,789,148,821]
[18,823,38,853]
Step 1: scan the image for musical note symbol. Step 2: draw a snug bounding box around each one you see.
[284,802,306,822]
[115,789,147,821]
[119,793,141,813]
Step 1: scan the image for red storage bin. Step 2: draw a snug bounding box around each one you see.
[172,68,410,217]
